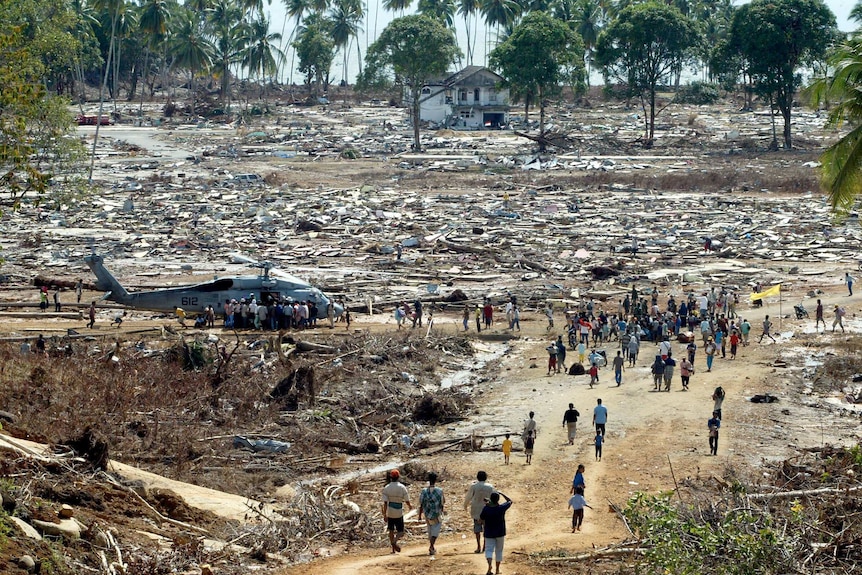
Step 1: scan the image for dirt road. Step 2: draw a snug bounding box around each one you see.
[275,286,862,575]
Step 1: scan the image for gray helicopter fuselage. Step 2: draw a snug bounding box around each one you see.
[84,254,341,318]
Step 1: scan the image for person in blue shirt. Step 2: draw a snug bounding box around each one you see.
[595,430,604,461]
[571,464,586,494]
[708,411,721,455]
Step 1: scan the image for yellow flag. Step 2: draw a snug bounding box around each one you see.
[749,284,781,300]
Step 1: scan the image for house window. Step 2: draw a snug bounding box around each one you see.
[458,89,467,102]
[445,89,453,103]
[421,87,431,94]
[474,88,480,102]
[488,89,497,103]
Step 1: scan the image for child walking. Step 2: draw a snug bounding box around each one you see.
[524,430,535,465]
[502,433,512,465]
[568,486,593,532]
[594,430,603,461]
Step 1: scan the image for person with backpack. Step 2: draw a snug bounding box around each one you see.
[833,305,846,333]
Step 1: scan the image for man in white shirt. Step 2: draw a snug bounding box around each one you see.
[382,469,412,554]
[464,470,494,554]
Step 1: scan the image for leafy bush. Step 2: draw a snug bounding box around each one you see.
[675,82,721,105]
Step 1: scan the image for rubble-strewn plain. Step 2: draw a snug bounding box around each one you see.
[2,94,862,575]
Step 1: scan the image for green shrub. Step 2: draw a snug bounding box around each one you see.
[675,82,721,105]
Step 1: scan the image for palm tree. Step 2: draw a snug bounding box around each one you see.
[458,0,479,64]
[280,0,312,84]
[480,0,519,58]
[88,0,126,182]
[171,10,215,115]
[418,0,456,26]
[572,0,602,86]
[329,0,363,83]
[852,0,862,24]
[137,0,174,105]
[207,0,244,105]
[241,14,284,97]
[382,0,413,17]
[812,38,862,214]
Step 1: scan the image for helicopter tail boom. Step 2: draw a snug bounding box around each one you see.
[84,254,131,302]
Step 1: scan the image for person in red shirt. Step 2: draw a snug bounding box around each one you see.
[588,363,599,388]
[729,330,740,360]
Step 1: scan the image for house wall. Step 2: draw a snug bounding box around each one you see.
[411,68,511,128]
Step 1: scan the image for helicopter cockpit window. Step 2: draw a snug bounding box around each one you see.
[198,278,234,292]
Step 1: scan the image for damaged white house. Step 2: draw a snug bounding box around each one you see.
[409,66,510,129]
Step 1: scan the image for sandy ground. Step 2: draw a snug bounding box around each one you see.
[265,284,862,575]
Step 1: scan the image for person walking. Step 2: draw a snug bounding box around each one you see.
[571,464,586,494]
[712,386,725,419]
[480,492,513,575]
[833,305,846,333]
[75,279,83,303]
[704,337,717,372]
[651,354,665,390]
[546,341,558,376]
[663,351,676,392]
[568,486,593,532]
[759,315,776,343]
[53,288,61,312]
[815,299,826,331]
[522,411,537,442]
[502,434,512,465]
[524,430,535,465]
[847,272,855,296]
[612,350,625,386]
[418,472,445,556]
[381,469,412,554]
[729,330,740,359]
[708,411,721,455]
[740,318,751,346]
[680,356,694,391]
[594,430,604,461]
[464,471,494,554]
[592,399,607,436]
[555,335,567,374]
[627,333,640,367]
[562,404,580,445]
[87,301,96,329]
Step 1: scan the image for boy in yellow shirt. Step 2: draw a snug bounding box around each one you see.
[502,433,512,465]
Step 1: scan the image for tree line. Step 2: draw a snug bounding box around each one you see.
[5,0,862,209]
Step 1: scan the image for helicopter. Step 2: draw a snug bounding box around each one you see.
[84,253,343,319]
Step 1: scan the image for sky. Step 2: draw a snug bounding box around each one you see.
[263,0,861,86]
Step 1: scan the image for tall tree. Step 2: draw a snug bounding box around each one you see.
[479,0,520,49]
[0,1,85,203]
[329,0,363,83]
[242,14,283,97]
[595,1,699,147]
[293,11,334,94]
[365,15,459,151]
[490,11,584,148]
[170,9,214,115]
[418,0,456,27]
[458,0,479,64]
[208,0,243,105]
[810,38,862,214]
[88,0,125,181]
[725,0,836,149]
[382,0,413,16]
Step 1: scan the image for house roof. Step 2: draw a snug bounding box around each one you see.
[425,66,504,87]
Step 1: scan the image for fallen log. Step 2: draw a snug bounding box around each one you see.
[538,546,645,563]
[747,485,862,500]
[0,311,83,319]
